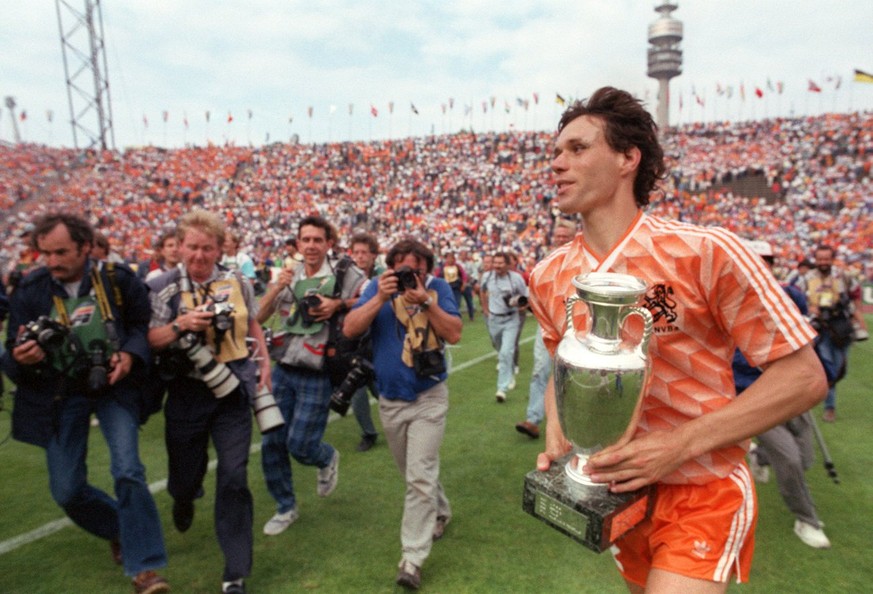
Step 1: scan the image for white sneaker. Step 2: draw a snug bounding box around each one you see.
[748,444,770,483]
[507,378,516,391]
[317,450,340,497]
[263,508,299,536]
[794,520,831,549]
[495,390,506,403]
[514,365,519,375]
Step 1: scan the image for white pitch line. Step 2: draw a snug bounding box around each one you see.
[0,333,533,556]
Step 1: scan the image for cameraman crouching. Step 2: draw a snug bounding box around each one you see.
[343,238,462,590]
[147,209,271,594]
[1,213,169,593]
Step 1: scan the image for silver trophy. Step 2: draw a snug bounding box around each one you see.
[523,272,655,552]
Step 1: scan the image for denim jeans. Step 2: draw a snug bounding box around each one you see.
[487,313,522,392]
[46,393,167,577]
[261,365,335,513]
[351,385,378,438]
[815,335,848,411]
[526,326,551,425]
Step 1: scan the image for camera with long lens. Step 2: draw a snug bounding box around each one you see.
[503,293,529,309]
[251,384,285,434]
[394,266,419,293]
[329,356,375,416]
[176,331,240,398]
[299,291,322,327]
[85,340,110,397]
[16,316,69,350]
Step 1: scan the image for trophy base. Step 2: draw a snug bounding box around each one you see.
[522,453,655,553]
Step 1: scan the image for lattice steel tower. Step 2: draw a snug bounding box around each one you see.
[646,1,683,130]
[56,0,115,150]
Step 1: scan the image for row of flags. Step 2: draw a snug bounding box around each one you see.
[9,71,873,126]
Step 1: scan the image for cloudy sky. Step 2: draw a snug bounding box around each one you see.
[2,0,871,149]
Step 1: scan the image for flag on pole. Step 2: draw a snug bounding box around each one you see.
[227,112,233,123]
[808,80,822,93]
[388,101,394,114]
[482,100,487,113]
[755,87,763,98]
[183,113,189,129]
[20,111,28,121]
[307,106,313,118]
[448,98,454,110]
[162,110,169,123]
[205,110,210,123]
[854,69,873,84]
[248,109,253,119]
[370,105,378,117]
[532,92,539,104]
[555,93,566,106]
[777,81,784,94]
[142,114,148,127]
[410,102,419,115]
[46,110,53,122]
[349,104,353,115]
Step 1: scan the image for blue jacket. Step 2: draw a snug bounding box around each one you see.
[1,261,151,447]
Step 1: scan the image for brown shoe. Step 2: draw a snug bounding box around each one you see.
[823,409,836,423]
[432,515,450,541]
[132,570,170,594]
[515,420,540,439]
[110,538,122,565]
[396,560,421,590]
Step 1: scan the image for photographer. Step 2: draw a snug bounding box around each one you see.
[343,238,462,590]
[479,251,529,403]
[805,243,868,422]
[1,213,169,594]
[254,215,364,537]
[147,209,270,594]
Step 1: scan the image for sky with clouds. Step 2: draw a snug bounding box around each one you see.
[2,0,872,149]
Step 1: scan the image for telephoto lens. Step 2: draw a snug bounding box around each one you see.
[178,333,240,398]
[252,385,285,434]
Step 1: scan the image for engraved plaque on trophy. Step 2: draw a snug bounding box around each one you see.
[522,272,656,552]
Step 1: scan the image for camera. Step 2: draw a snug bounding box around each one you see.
[503,293,529,309]
[85,340,110,397]
[16,316,69,350]
[329,356,375,416]
[204,297,235,333]
[394,266,419,293]
[299,291,322,327]
[176,332,240,398]
[251,384,285,434]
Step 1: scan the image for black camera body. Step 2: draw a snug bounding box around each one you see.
[16,316,69,350]
[503,293,529,309]
[299,292,322,327]
[329,355,375,416]
[394,266,419,293]
[85,340,110,397]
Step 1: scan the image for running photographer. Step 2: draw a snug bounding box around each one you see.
[805,243,868,422]
[147,209,271,594]
[254,215,364,537]
[1,213,169,594]
[343,238,462,590]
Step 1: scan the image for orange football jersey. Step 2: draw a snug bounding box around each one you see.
[529,211,817,484]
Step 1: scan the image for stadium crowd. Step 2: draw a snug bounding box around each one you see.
[2,110,871,283]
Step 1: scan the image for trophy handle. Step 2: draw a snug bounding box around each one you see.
[619,306,654,355]
[564,294,583,335]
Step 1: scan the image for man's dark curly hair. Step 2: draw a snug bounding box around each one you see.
[386,238,435,273]
[31,213,94,249]
[557,87,666,207]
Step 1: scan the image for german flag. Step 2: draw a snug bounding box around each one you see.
[854,69,873,84]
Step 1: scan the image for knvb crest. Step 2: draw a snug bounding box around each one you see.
[643,283,678,333]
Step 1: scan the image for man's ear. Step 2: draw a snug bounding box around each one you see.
[620,146,642,176]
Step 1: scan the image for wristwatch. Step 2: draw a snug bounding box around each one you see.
[171,321,182,336]
[420,296,433,311]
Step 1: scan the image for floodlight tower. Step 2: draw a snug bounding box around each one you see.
[4,96,22,143]
[647,1,683,130]
[56,0,115,150]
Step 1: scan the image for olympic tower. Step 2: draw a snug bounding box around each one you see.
[646,1,683,130]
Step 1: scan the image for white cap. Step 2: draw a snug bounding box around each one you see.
[746,240,774,257]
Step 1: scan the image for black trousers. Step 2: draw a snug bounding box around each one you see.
[165,377,253,581]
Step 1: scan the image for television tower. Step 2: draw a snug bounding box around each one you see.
[56,0,115,150]
[647,1,683,130]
